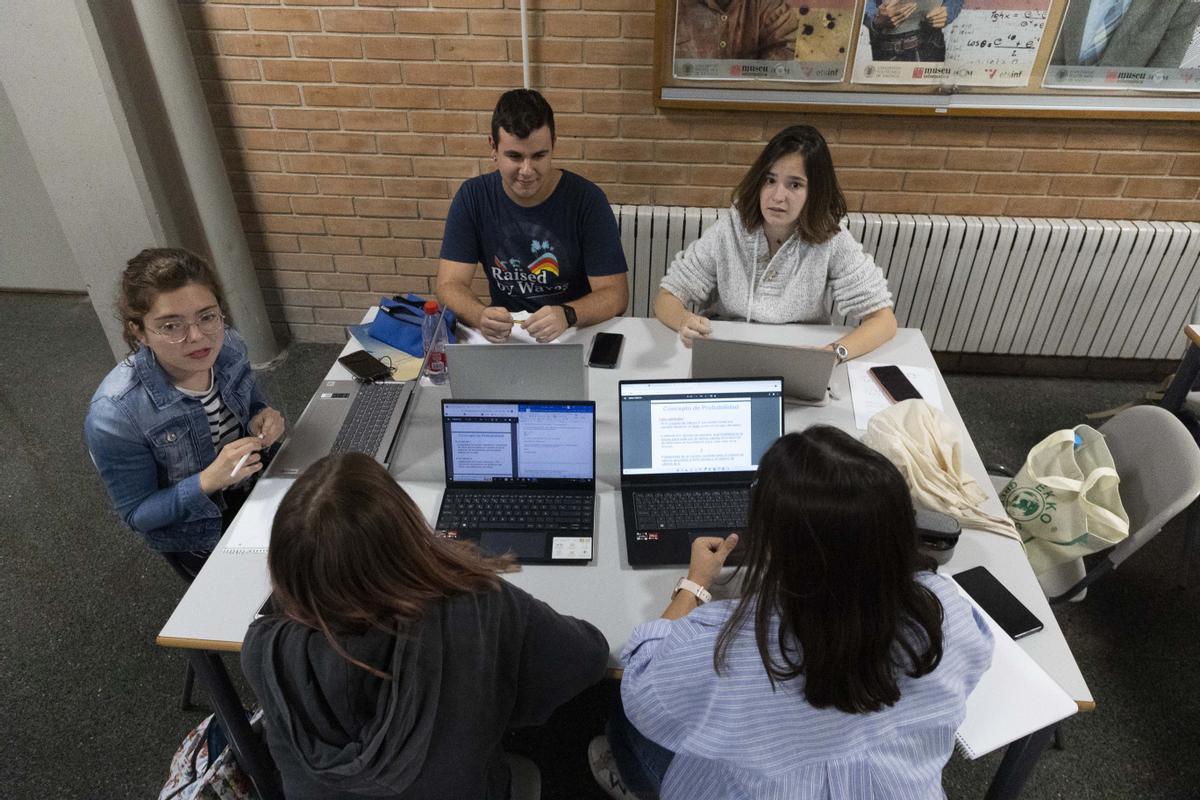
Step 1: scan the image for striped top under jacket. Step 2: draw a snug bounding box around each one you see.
[620,571,994,800]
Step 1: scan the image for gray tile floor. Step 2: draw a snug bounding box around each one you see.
[2,291,1197,799]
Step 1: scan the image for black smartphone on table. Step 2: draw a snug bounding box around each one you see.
[588,332,624,369]
[338,350,392,383]
[952,566,1044,640]
[869,364,923,403]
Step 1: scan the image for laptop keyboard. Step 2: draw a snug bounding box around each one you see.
[634,487,749,530]
[329,382,405,456]
[437,490,593,531]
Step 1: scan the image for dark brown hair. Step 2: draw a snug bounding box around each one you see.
[117,248,228,353]
[732,125,846,245]
[491,88,555,143]
[715,427,944,713]
[268,453,513,677]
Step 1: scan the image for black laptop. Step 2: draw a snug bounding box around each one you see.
[434,399,596,564]
[618,378,784,566]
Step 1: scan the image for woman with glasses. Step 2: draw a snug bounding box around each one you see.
[590,427,993,800]
[85,248,284,576]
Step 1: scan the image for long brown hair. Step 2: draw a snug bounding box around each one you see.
[715,427,944,713]
[117,248,229,354]
[732,125,846,246]
[268,453,514,677]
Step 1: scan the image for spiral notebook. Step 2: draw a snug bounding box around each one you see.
[223,478,290,553]
[954,589,1078,759]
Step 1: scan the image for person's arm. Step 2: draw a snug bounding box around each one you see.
[758,0,799,59]
[84,399,241,546]
[654,289,712,347]
[659,534,738,620]
[436,258,515,343]
[521,272,629,342]
[825,229,896,358]
[829,306,898,361]
[509,590,610,728]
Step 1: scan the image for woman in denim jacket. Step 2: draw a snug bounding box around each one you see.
[85,249,284,576]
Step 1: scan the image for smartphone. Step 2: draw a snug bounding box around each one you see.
[338,350,391,383]
[588,332,624,369]
[869,365,922,403]
[952,566,1044,640]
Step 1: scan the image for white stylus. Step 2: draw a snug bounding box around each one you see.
[230,452,251,479]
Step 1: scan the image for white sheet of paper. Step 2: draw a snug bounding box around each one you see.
[457,311,551,345]
[848,361,943,430]
[222,478,291,553]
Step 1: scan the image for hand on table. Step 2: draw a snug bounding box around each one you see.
[523,306,569,343]
[200,436,266,494]
[679,313,712,348]
[687,534,739,588]
[249,407,284,447]
[479,306,515,343]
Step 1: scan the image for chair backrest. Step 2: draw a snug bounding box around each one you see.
[1100,405,1200,567]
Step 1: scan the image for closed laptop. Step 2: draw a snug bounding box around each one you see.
[447,343,587,401]
[691,338,834,402]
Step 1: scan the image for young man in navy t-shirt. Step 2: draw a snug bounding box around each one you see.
[437,89,630,343]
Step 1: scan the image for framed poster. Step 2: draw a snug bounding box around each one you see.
[653,0,1200,118]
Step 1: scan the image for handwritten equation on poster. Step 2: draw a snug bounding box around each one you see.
[946,8,1049,83]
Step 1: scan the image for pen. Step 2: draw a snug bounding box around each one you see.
[230,451,251,479]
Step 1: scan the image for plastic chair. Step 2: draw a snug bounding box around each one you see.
[996,405,1200,605]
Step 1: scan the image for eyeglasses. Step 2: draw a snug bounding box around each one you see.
[146,310,226,344]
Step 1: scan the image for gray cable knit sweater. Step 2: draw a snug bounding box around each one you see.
[659,207,893,324]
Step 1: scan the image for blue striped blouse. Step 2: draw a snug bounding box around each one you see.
[620,572,994,800]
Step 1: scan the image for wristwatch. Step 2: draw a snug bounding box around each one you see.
[673,577,712,604]
[561,304,578,328]
[832,342,849,364]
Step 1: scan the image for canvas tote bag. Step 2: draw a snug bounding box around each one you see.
[999,425,1130,586]
[863,400,1021,542]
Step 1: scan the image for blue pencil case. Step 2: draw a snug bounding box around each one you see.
[367,294,457,358]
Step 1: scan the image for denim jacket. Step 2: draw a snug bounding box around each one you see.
[84,329,268,553]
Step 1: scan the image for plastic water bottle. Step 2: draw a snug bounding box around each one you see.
[422,300,448,385]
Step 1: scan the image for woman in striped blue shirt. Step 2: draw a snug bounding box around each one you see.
[592,426,994,800]
[85,249,284,577]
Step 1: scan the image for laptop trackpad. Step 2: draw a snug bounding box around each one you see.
[480,531,545,559]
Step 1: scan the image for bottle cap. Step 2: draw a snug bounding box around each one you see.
[423,300,439,315]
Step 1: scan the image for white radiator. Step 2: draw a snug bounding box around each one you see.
[613,206,1200,360]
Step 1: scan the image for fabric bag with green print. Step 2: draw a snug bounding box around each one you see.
[1000,425,1130,583]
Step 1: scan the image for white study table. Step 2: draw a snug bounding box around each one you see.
[159,316,1091,799]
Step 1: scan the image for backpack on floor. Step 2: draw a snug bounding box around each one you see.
[159,711,262,800]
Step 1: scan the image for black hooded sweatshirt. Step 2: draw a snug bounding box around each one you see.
[241,581,609,799]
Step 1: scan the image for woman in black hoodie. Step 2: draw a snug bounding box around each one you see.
[242,452,610,799]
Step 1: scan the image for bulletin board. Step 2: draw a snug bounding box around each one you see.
[654,0,1200,118]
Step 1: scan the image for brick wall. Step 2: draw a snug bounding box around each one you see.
[179,0,1200,343]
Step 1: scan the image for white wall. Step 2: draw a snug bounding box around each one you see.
[0,85,83,292]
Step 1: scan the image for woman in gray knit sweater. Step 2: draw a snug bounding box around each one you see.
[655,125,897,362]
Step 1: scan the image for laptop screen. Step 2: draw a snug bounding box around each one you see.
[619,378,783,476]
[442,400,595,485]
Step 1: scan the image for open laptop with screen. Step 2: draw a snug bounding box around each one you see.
[264,308,437,477]
[618,378,784,567]
[691,338,834,402]
[446,343,587,401]
[434,400,596,564]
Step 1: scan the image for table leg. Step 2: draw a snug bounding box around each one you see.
[983,724,1056,800]
[1160,343,1200,414]
[187,650,284,800]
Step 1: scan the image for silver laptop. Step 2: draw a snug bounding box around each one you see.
[447,343,587,400]
[691,338,835,401]
[264,309,437,477]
